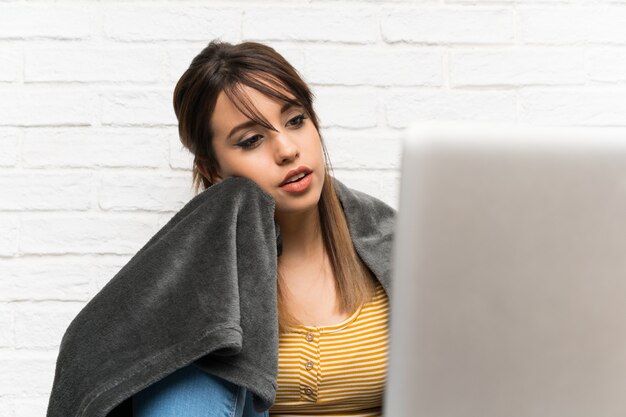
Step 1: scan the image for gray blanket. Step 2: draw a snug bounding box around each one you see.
[46,176,395,417]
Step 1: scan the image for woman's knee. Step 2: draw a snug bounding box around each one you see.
[132,364,246,417]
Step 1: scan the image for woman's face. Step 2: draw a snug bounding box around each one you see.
[209,84,325,216]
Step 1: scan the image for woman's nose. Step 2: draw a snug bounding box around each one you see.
[274,133,299,164]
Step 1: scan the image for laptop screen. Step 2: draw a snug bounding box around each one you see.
[384,122,626,417]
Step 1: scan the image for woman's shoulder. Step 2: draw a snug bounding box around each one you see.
[331,176,396,223]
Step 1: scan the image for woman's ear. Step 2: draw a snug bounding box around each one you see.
[196,161,209,180]
[197,161,223,184]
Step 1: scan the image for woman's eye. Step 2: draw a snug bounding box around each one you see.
[236,135,262,149]
[287,114,307,127]
[235,115,306,150]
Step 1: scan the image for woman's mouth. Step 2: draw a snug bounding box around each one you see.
[280,171,313,193]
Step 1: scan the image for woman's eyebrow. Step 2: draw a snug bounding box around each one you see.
[225,102,302,141]
[280,102,298,113]
[226,120,257,141]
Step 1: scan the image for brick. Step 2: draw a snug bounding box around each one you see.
[15,397,49,417]
[0,397,14,417]
[586,47,626,83]
[99,173,194,211]
[323,128,401,170]
[382,6,514,44]
[450,0,557,2]
[520,89,626,125]
[0,303,14,347]
[0,129,19,167]
[14,301,84,348]
[23,127,169,168]
[0,87,96,126]
[0,46,21,82]
[0,5,97,39]
[0,172,92,210]
[305,47,442,86]
[243,6,378,43]
[25,44,165,82]
[313,86,380,129]
[0,215,19,256]
[101,89,177,126]
[312,0,438,2]
[0,256,93,301]
[105,6,240,41]
[450,47,585,86]
[333,169,399,209]
[19,213,165,255]
[384,89,517,128]
[520,6,626,44]
[0,353,56,396]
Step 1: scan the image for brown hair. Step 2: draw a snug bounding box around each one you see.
[173,40,375,332]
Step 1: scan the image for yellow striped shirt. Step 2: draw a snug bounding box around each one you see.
[269,282,389,416]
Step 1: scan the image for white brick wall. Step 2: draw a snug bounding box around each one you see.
[382,6,514,43]
[2,0,626,414]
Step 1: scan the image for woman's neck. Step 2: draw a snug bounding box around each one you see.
[275,207,324,263]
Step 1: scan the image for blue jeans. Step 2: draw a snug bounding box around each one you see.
[132,364,268,417]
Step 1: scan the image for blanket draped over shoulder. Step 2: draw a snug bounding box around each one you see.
[46,176,395,417]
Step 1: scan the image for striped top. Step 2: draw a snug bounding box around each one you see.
[269,282,389,417]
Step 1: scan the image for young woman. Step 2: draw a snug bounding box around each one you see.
[129,40,393,417]
[48,42,394,417]
[125,40,393,417]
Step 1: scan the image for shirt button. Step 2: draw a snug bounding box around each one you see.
[305,360,314,370]
[304,386,313,396]
[305,332,314,342]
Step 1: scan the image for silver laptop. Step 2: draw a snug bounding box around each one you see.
[384,121,626,417]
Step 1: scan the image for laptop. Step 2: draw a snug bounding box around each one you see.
[384,121,626,417]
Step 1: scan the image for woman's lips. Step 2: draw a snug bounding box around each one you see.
[279,172,312,193]
[280,165,313,186]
